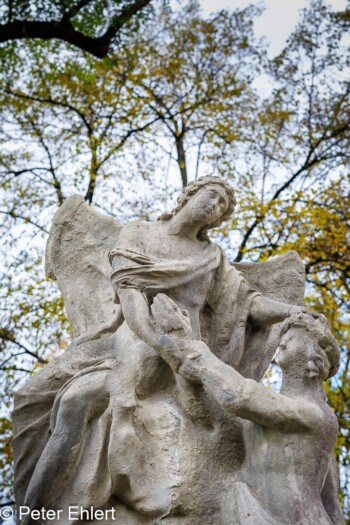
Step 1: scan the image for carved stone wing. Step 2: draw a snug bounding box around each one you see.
[45,195,122,339]
[233,250,305,380]
[232,250,305,305]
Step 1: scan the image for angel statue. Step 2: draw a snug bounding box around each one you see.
[12,176,337,524]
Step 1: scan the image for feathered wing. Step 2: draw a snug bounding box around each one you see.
[45,195,123,339]
[232,250,305,380]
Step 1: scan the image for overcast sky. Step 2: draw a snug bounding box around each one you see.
[202,0,348,56]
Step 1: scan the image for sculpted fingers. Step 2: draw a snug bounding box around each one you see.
[151,293,192,339]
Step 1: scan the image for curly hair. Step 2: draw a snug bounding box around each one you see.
[158,176,236,241]
[279,312,340,379]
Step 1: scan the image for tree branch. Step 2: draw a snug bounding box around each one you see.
[62,0,93,22]
[234,132,348,263]
[103,0,151,41]
[5,89,92,133]
[95,115,162,170]
[0,0,152,58]
[28,120,64,204]
[0,210,49,233]
[0,330,45,363]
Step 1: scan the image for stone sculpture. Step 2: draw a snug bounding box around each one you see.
[12,176,344,524]
[151,294,344,524]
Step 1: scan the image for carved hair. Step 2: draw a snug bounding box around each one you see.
[279,312,340,379]
[158,176,236,241]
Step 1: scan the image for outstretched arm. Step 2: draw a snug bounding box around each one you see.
[180,342,322,433]
[150,294,321,433]
[249,295,319,327]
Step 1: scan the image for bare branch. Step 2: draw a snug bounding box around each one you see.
[0,330,45,363]
[5,89,92,133]
[0,210,49,233]
[234,121,349,262]
[28,120,64,205]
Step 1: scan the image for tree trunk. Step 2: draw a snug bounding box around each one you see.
[175,135,188,187]
[85,139,98,203]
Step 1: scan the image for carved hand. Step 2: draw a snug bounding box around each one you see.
[151,293,211,376]
[288,305,323,319]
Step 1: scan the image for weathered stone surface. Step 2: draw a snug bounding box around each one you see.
[12,176,343,524]
[45,194,123,339]
[152,294,343,524]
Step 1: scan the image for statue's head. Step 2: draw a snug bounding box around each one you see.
[278,312,340,380]
[158,176,236,240]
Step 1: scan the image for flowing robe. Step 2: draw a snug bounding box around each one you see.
[108,243,263,375]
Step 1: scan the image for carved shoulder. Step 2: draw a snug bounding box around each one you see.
[117,220,151,251]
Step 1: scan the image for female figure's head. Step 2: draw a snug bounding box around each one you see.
[158,176,236,240]
[278,313,340,381]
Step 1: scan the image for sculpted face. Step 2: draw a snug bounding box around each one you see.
[278,328,329,379]
[189,184,230,226]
